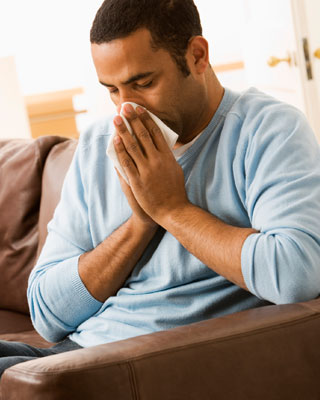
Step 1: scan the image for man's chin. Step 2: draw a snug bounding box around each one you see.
[160,118,180,135]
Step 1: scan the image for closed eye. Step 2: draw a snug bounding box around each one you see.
[105,80,154,95]
[109,87,118,94]
[136,80,153,89]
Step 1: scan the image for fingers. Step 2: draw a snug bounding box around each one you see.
[113,103,171,180]
[121,104,157,155]
[115,168,129,189]
[115,166,135,199]
[122,104,170,154]
[135,106,170,153]
[113,133,138,183]
[114,114,145,162]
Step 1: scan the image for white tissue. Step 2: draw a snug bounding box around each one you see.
[106,102,179,184]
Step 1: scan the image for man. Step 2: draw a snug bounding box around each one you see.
[1,0,320,378]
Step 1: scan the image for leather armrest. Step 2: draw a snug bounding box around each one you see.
[2,299,320,400]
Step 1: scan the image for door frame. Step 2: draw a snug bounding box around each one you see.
[291,0,320,139]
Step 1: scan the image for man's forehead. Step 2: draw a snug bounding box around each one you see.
[91,33,172,84]
[91,40,159,74]
[92,49,157,86]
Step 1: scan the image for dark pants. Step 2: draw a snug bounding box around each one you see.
[0,337,82,379]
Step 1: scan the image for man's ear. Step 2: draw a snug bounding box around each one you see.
[187,36,209,74]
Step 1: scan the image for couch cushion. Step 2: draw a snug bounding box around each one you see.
[0,311,56,347]
[0,136,68,314]
[0,310,34,335]
[36,139,77,258]
[0,331,53,348]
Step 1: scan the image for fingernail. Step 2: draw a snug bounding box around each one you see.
[114,116,123,126]
[136,106,146,114]
[124,104,134,114]
[114,136,121,144]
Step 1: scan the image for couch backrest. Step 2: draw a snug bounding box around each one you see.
[0,136,70,314]
[36,139,77,258]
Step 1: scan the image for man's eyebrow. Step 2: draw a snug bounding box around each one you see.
[99,72,154,88]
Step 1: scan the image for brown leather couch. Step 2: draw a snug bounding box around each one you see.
[0,135,320,399]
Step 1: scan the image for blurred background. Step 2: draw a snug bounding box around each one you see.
[0,0,319,141]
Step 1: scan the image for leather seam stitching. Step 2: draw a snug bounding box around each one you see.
[127,361,139,400]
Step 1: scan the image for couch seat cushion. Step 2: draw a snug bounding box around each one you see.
[0,330,53,348]
[0,310,53,348]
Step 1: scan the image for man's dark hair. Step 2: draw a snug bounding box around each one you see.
[90,0,202,77]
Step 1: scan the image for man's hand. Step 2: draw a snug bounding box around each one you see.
[113,104,189,224]
[115,169,158,231]
[113,104,255,291]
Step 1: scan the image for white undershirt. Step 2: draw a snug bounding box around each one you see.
[172,130,204,159]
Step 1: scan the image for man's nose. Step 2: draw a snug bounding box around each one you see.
[116,92,144,114]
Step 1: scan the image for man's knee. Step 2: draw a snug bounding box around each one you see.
[0,340,44,358]
[0,340,28,358]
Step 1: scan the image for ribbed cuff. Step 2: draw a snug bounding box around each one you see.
[44,255,103,327]
[241,232,261,299]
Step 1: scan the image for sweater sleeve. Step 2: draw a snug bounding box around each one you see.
[27,135,103,343]
[241,106,320,304]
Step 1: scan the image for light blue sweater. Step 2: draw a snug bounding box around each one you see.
[28,88,320,346]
